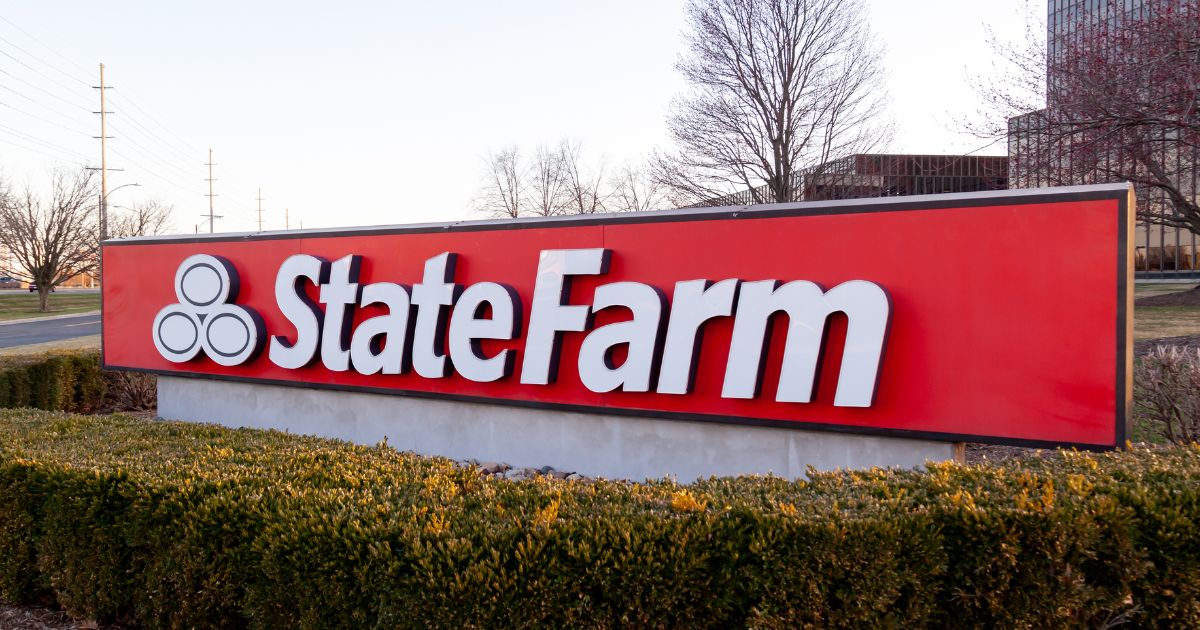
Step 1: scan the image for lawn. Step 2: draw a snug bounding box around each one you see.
[1133,283,1200,341]
[1135,305,1200,340]
[0,291,100,321]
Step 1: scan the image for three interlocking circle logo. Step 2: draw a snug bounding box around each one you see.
[152,254,265,366]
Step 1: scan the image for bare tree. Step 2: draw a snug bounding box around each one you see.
[609,163,672,212]
[978,0,1200,234]
[527,142,569,216]
[654,0,891,205]
[473,146,526,218]
[474,139,621,217]
[108,199,173,238]
[560,139,609,214]
[0,169,98,312]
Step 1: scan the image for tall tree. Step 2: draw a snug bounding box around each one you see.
[0,169,98,312]
[980,0,1200,234]
[654,0,891,205]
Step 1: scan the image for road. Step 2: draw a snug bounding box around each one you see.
[0,314,101,348]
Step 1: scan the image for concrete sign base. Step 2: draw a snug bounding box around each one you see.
[158,376,957,482]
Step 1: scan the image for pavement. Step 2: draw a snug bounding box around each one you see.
[0,313,101,349]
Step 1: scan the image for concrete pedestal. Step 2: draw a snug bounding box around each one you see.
[158,376,957,482]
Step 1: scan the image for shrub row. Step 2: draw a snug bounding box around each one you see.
[0,352,104,413]
[1,411,1199,628]
[0,352,156,414]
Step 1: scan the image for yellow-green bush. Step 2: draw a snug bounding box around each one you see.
[1,410,1199,628]
[0,352,105,413]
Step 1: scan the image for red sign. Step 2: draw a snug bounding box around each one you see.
[103,185,1133,449]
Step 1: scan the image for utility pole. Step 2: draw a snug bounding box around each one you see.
[256,188,264,231]
[203,148,221,233]
[90,63,116,240]
[285,208,290,230]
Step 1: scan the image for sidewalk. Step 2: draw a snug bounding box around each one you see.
[0,310,100,326]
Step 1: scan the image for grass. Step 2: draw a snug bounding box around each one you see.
[0,335,100,357]
[0,291,99,321]
[1135,305,1200,340]
[1133,283,1200,341]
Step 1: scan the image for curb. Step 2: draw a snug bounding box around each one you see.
[0,310,101,327]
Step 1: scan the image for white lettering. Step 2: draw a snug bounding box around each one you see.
[448,282,519,383]
[411,252,460,378]
[319,255,362,372]
[657,279,739,395]
[722,279,890,407]
[578,281,665,393]
[269,254,328,370]
[350,282,412,375]
[519,248,610,385]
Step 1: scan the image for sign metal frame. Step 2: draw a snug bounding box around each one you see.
[102,183,1134,450]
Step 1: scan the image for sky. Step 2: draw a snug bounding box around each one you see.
[0,1,1040,234]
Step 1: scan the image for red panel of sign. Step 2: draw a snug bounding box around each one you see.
[102,185,1133,448]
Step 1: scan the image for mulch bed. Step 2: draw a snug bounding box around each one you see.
[1135,286,1200,307]
[0,603,123,630]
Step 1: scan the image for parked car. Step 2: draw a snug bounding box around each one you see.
[0,276,20,289]
[27,283,55,293]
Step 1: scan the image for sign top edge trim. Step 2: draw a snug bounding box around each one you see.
[102,182,1132,247]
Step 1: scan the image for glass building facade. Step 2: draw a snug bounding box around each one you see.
[691,154,1009,208]
[1010,0,1199,277]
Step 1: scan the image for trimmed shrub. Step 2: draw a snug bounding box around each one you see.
[0,411,1198,627]
[0,352,105,413]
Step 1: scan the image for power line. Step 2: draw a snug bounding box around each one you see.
[0,122,90,162]
[0,135,87,166]
[111,92,260,200]
[103,103,207,173]
[0,82,91,130]
[0,19,265,231]
[0,40,89,97]
[0,65,91,113]
[0,21,208,193]
[0,98,92,136]
[107,146,200,196]
[102,101,260,213]
[0,15,92,85]
[106,121,209,183]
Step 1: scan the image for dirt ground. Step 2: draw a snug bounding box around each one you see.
[1135,284,1200,307]
[0,602,120,630]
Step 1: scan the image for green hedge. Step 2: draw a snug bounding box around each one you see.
[1,411,1199,628]
[0,352,104,413]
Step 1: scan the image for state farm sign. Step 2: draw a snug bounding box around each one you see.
[103,184,1134,449]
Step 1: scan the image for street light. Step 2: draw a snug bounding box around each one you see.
[100,182,140,241]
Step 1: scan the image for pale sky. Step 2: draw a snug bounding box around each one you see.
[0,1,1038,234]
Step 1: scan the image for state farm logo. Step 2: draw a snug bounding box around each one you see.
[152,254,264,366]
[149,248,890,408]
